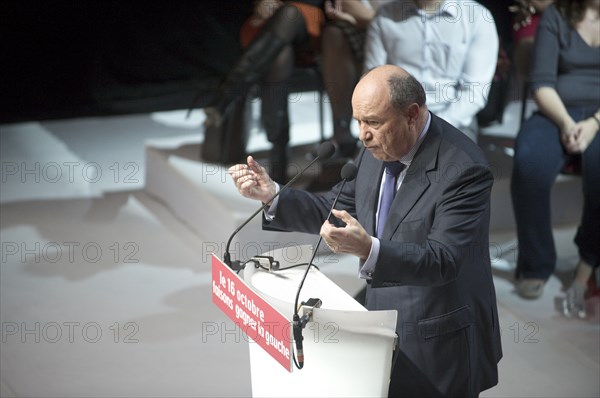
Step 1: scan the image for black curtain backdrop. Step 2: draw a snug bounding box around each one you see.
[0,0,513,124]
[0,0,252,123]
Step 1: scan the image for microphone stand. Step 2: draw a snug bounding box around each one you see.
[292,162,358,369]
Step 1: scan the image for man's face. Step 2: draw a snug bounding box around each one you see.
[352,80,416,162]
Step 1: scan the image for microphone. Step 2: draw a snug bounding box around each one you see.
[223,141,336,270]
[292,161,358,369]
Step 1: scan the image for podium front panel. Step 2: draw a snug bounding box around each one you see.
[243,246,397,397]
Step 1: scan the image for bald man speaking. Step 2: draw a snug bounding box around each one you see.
[229,65,502,397]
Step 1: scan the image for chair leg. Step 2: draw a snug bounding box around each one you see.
[520,82,529,130]
[318,88,325,143]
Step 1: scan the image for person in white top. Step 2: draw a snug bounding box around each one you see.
[364,0,499,141]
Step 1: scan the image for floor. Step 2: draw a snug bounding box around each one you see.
[1,96,598,397]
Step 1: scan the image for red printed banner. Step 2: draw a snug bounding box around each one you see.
[211,254,292,372]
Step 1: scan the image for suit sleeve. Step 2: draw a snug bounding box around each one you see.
[371,163,494,287]
[263,179,358,234]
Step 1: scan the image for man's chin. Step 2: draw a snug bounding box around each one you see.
[366,146,379,155]
[367,147,392,161]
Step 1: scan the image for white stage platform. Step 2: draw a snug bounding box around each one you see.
[1,99,598,397]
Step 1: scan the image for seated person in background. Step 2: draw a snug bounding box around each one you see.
[511,0,599,318]
[510,0,555,89]
[363,0,499,142]
[204,0,326,184]
[204,0,377,183]
[320,0,392,158]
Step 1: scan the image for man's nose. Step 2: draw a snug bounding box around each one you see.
[358,125,370,142]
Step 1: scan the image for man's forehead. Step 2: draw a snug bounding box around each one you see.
[354,78,388,103]
[352,84,389,109]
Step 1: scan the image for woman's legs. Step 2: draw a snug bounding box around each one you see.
[321,22,360,157]
[563,112,600,317]
[574,113,600,271]
[260,45,295,184]
[203,4,310,171]
[511,112,566,297]
[215,4,308,121]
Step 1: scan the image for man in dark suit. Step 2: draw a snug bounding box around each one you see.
[229,65,502,397]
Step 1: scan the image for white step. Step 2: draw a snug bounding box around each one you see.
[144,136,325,267]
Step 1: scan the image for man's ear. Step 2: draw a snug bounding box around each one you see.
[406,103,420,123]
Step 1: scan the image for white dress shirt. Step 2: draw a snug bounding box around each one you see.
[364,0,499,133]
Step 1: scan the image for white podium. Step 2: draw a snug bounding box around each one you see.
[242,246,398,397]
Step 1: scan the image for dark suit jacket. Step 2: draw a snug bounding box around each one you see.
[266,113,502,396]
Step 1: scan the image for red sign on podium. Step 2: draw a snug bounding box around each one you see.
[211,254,292,372]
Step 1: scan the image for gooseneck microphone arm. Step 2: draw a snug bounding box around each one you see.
[292,162,358,369]
[223,142,335,270]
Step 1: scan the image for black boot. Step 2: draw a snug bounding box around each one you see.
[188,2,306,118]
[269,142,288,185]
[265,130,290,184]
[215,31,287,122]
[200,31,286,164]
[262,80,290,184]
[333,119,358,158]
[212,0,310,122]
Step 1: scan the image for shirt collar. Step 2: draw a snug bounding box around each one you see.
[399,111,431,166]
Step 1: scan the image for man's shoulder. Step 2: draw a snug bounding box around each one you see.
[429,114,489,166]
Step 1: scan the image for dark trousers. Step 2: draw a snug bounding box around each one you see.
[511,107,600,280]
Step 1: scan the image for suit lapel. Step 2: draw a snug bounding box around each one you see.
[381,119,442,240]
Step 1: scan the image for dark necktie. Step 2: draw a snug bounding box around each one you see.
[377,161,405,239]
